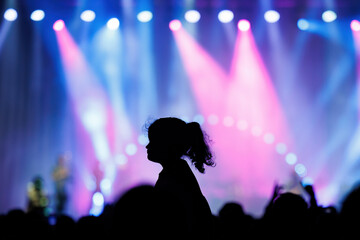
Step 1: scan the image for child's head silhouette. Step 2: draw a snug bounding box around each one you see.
[146,117,215,173]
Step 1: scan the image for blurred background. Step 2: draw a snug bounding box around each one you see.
[1,0,360,218]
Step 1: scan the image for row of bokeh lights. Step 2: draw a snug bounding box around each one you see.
[4,8,360,31]
[89,113,310,180]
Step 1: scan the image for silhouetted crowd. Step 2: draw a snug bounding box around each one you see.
[1,182,359,239]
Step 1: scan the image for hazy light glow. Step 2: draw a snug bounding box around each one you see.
[169,19,182,31]
[237,120,248,131]
[115,154,128,166]
[351,20,360,32]
[208,114,219,125]
[218,10,234,23]
[264,133,275,144]
[125,143,137,156]
[4,8,17,21]
[223,116,234,127]
[285,153,297,165]
[295,163,307,177]
[251,126,262,137]
[322,10,337,23]
[297,18,309,30]
[81,10,96,22]
[92,192,104,206]
[100,178,112,195]
[30,10,45,21]
[137,10,153,22]
[53,20,65,31]
[264,10,280,23]
[107,18,120,30]
[185,10,201,23]
[276,143,287,154]
[238,19,251,31]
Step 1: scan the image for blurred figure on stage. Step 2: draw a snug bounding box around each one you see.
[27,176,49,215]
[52,153,71,215]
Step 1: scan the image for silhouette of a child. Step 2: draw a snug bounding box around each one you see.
[146,117,215,237]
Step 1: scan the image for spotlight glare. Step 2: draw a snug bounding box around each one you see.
[264,133,275,144]
[81,10,96,22]
[184,10,201,23]
[218,10,234,23]
[4,8,17,21]
[285,153,297,165]
[169,19,182,31]
[137,10,153,22]
[297,18,309,30]
[276,143,287,155]
[125,143,137,156]
[92,192,104,207]
[53,20,65,31]
[107,18,120,30]
[115,154,128,166]
[351,20,360,31]
[295,163,307,177]
[264,10,280,23]
[238,19,251,31]
[322,10,337,23]
[30,9,45,21]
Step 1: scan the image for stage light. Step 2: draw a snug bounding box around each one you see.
[53,20,65,31]
[285,153,297,165]
[297,18,309,30]
[302,176,314,185]
[184,10,201,23]
[264,10,280,23]
[100,178,112,194]
[107,18,120,30]
[351,20,360,31]
[82,103,106,131]
[81,10,96,22]
[251,126,262,137]
[236,120,248,131]
[276,143,287,154]
[223,116,234,127]
[218,10,234,23]
[115,154,128,166]
[92,192,104,206]
[30,9,45,21]
[238,19,251,31]
[169,19,182,31]
[322,10,337,23]
[125,143,137,156]
[295,163,307,177]
[263,133,275,144]
[4,8,17,21]
[208,114,219,125]
[137,10,153,22]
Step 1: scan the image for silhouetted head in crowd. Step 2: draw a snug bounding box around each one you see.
[112,184,187,238]
[270,192,308,229]
[219,202,245,220]
[340,183,360,232]
[146,117,214,173]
